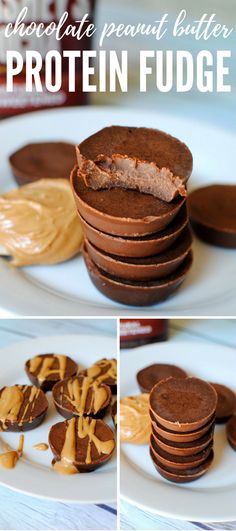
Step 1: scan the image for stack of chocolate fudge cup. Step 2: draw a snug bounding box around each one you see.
[71,126,193,306]
[149,377,218,483]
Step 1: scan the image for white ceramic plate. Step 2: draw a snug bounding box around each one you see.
[120,341,236,521]
[0,334,117,503]
[1,106,236,316]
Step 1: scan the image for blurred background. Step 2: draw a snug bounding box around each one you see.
[93,0,236,131]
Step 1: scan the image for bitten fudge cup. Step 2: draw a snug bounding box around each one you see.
[70,125,194,306]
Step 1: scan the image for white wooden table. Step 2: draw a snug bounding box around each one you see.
[120,318,236,531]
[0,319,117,531]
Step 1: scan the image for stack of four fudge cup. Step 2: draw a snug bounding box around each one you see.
[149,377,218,483]
[70,126,193,306]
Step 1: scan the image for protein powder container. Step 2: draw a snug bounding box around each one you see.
[0,0,95,116]
[120,319,169,349]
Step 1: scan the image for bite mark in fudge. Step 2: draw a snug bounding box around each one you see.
[76,147,187,202]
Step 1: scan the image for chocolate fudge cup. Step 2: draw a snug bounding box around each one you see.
[71,125,192,236]
[79,358,117,395]
[71,166,186,237]
[150,446,214,483]
[188,185,236,248]
[137,363,187,394]
[83,246,192,307]
[49,416,115,473]
[150,434,213,470]
[0,384,48,432]
[150,409,215,443]
[150,377,217,432]
[52,375,112,419]
[25,354,78,392]
[79,126,192,188]
[79,204,188,258]
[84,226,192,281]
[210,383,236,423]
[152,427,214,457]
[9,142,76,186]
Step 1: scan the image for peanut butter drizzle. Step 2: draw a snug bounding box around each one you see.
[78,416,115,465]
[0,385,41,430]
[53,417,77,475]
[18,387,40,426]
[0,434,24,469]
[120,394,151,445]
[54,417,115,473]
[33,443,49,451]
[29,356,42,374]
[86,359,117,385]
[0,178,83,266]
[0,386,24,430]
[29,354,67,384]
[65,377,107,415]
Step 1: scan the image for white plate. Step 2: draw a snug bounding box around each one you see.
[0,334,117,503]
[1,106,236,316]
[120,341,236,521]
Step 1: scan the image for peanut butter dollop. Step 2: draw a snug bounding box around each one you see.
[0,178,83,266]
[120,394,151,445]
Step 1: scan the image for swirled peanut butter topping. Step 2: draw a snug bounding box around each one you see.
[0,434,24,469]
[29,354,67,384]
[62,376,108,415]
[120,394,151,445]
[0,178,83,266]
[85,359,117,385]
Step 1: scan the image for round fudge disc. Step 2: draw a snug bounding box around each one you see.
[137,363,187,393]
[52,375,111,419]
[72,125,192,237]
[150,409,215,443]
[83,246,192,307]
[210,383,236,423]
[79,126,192,180]
[150,377,217,432]
[226,415,236,451]
[0,384,48,432]
[79,358,117,394]
[150,447,214,483]
[188,185,236,248]
[25,354,78,392]
[49,416,115,473]
[80,205,188,259]
[9,142,76,186]
[152,427,214,456]
[84,226,192,281]
[150,434,213,470]
[72,169,186,238]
